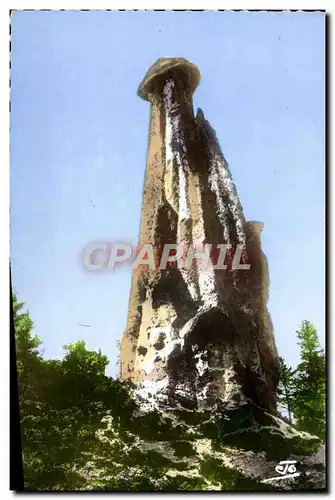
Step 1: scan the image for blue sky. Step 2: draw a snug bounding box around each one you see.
[11,10,325,376]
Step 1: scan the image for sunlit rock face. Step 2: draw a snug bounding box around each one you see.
[120,57,279,414]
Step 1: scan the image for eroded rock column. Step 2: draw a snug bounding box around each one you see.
[120,57,279,414]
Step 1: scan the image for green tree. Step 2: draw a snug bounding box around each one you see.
[13,292,45,408]
[13,293,136,490]
[55,340,109,409]
[277,357,295,424]
[277,321,325,441]
[292,320,325,441]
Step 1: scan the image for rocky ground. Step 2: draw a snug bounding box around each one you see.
[72,386,326,492]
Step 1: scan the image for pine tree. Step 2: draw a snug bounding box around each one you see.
[292,320,325,441]
[277,357,295,424]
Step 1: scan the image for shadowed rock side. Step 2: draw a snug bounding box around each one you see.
[120,57,279,414]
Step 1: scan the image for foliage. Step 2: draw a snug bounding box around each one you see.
[13,293,43,402]
[277,321,326,442]
[277,357,295,423]
[13,293,135,490]
[293,321,326,440]
[12,293,325,491]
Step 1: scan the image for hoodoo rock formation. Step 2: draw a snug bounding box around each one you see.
[120,57,279,414]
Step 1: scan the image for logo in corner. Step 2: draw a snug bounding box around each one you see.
[262,460,300,483]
